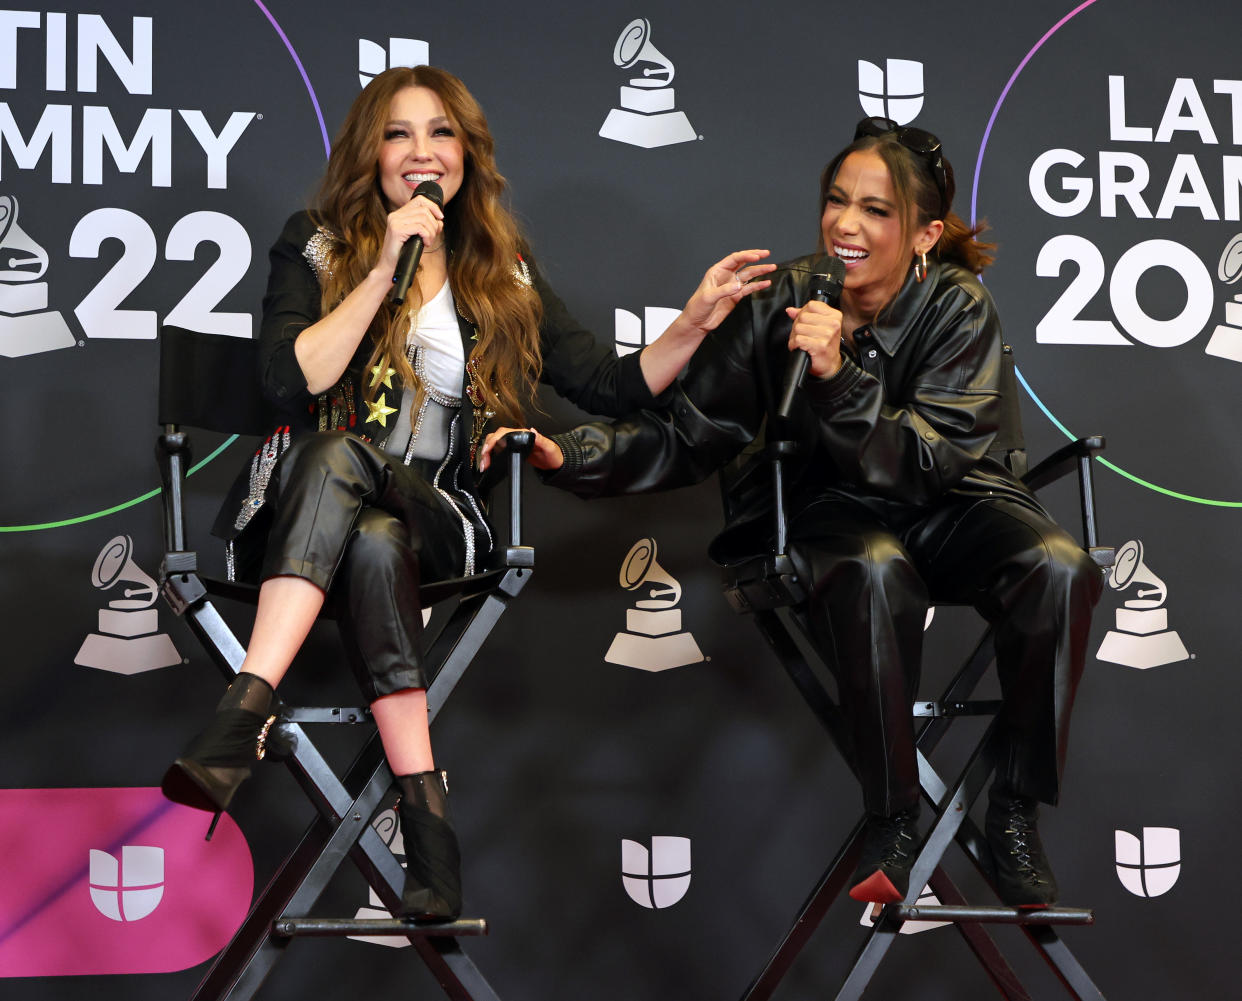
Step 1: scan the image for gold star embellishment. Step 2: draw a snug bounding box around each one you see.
[369,364,396,389]
[364,393,397,427]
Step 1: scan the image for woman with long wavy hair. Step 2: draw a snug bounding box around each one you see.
[159,65,773,921]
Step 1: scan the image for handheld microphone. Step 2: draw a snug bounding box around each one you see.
[390,180,444,305]
[775,257,847,421]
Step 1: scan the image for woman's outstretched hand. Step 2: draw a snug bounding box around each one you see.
[478,427,565,473]
[681,249,776,333]
[638,249,776,394]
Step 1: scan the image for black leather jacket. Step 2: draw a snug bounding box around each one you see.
[549,253,1043,563]
[214,211,660,562]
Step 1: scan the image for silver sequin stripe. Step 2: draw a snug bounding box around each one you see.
[233,427,290,535]
[403,344,462,466]
[430,415,487,577]
[441,409,494,560]
[513,257,532,288]
[303,227,336,281]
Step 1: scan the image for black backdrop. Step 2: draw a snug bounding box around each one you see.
[2,1,1237,998]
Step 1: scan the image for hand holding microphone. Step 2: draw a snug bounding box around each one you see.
[776,256,846,421]
[390,180,444,305]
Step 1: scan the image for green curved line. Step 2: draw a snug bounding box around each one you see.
[1092,457,1242,507]
[0,436,241,533]
[1014,366,1242,507]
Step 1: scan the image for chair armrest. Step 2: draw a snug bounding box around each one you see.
[1020,435,1105,493]
[476,430,535,565]
[1021,434,1110,562]
[476,430,534,496]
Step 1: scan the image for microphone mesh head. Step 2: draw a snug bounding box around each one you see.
[811,257,846,305]
[412,180,444,207]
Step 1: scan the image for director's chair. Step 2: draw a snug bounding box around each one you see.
[155,324,533,1001]
[721,346,1114,1001]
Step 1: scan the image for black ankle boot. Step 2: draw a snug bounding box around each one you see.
[161,673,285,836]
[986,783,1059,908]
[395,770,462,922]
[849,805,920,904]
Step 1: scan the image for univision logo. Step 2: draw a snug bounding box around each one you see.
[857,58,924,124]
[621,836,690,909]
[89,846,164,921]
[1115,827,1181,898]
[358,37,429,87]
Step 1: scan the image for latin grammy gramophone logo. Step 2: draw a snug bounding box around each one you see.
[1205,233,1242,362]
[605,538,703,672]
[75,535,181,675]
[0,194,74,358]
[598,18,696,148]
[1095,539,1189,669]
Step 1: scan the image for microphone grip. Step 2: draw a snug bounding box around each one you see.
[776,285,833,422]
[390,235,424,306]
[776,351,810,422]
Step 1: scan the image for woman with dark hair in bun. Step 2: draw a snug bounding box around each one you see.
[488,118,1103,909]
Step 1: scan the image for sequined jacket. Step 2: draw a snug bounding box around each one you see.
[546,253,1045,565]
[213,211,661,576]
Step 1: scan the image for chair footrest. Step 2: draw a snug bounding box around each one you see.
[273,916,488,938]
[912,700,1004,718]
[887,903,1094,925]
[280,707,372,724]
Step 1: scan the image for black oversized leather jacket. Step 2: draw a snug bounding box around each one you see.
[549,253,1043,563]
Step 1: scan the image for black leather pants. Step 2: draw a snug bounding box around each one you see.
[792,492,1103,815]
[259,432,466,699]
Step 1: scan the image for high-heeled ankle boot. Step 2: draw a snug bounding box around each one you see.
[161,673,285,837]
[395,770,462,922]
[848,805,921,904]
[986,781,1059,908]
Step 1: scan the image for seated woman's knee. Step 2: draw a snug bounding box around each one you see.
[347,508,411,568]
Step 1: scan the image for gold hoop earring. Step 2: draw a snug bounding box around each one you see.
[913,251,928,284]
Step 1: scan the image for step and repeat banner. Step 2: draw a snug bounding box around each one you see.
[1,1,1235,998]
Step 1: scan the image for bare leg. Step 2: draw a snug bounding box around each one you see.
[240,575,434,775]
[371,689,435,775]
[238,575,325,689]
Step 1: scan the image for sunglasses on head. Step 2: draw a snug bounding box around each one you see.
[854,116,949,219]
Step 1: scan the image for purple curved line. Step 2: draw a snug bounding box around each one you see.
[250,0,331,157]
[969,0,1100,226]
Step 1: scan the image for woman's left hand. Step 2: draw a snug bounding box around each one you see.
[478,427,565,472]
[681,249,776,333]
[638,250,777,395]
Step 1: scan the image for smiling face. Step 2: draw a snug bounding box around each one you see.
[376,85,465,211]
[820,149,917,309]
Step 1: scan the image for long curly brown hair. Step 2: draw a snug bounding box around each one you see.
[311,66,543,425]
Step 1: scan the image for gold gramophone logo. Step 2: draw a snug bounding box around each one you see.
[604,537,703,672]
[1095,539,1189,669]
[0,194,75,357]
[75,535,181,675]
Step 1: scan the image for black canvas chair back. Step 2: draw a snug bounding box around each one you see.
[718,344,1113,1001]
[156,324,528,1001]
